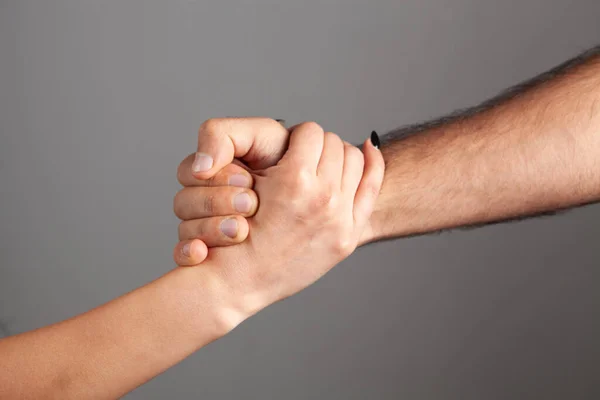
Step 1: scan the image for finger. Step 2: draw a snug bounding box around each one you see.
[192,117,289,180]
[178,215,250,246]
[179,156,253,188]
[341,143,365,195]
[316,132,345,185]
[173,239,208,267]
[173,186,258,220]
[281,121,325,171]
[353,137,385,229]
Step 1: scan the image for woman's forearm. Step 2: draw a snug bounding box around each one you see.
[0,265,242,400]
[367,47,600,242]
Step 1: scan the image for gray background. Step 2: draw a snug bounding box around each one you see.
[1,0,599,399]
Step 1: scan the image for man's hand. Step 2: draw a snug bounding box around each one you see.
[173,161,259,265]
[190,117,290,178]
[172,117,292,265]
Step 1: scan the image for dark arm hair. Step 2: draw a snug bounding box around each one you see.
[383,45,600,144]
[366,45,600,243]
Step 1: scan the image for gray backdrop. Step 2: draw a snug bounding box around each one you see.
[1,1,599,399]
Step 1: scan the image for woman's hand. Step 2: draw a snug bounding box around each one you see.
[174,119,385,322]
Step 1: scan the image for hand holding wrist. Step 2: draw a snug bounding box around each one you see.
[178,121,385,328]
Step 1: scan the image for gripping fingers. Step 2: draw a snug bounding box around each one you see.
[174,186,258,220]
[178,215,250,246]
[192,117,289,180]
[178,157,254,188]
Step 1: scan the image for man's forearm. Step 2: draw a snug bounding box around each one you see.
[0,266,242,400]
[368,46,600,241]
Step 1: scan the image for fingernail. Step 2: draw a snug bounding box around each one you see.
[192,152,213,173]
[220,218,238,238]
[370,131,381,149]
[233,192,252,213]
[182,243,192,257]
[228,174,250,187]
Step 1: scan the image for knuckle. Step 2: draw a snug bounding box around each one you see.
[331,234,355,257]
[289,168,313,194]
[308,191,333,214]
[199,118,222,134]
[325,131,342,145]
[297,121,324,134]
[345,145,364,164]
[203,193,215,214]
[325,192,340,211]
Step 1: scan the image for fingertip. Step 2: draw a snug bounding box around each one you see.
[236,216,250,241]
[191,169,216,181]
[221,215,250,243]
[174,239,208,266]
[192,157,248,184]
[228,173,253,188]
[362,137,375,154]
[245,189,259,217]
[191,239,209,261]
[221,164,254,188]
[232,189,259,217]
[191,152,214,174]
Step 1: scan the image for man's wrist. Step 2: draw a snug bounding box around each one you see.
[359,208,385,245]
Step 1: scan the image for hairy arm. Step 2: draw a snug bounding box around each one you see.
[0,266,241,400]
[365,46,600,242]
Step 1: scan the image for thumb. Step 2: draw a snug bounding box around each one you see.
[353,133,385,230]
[191,117,289,180]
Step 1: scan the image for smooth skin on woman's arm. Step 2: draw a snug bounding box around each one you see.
[0,262,231,399]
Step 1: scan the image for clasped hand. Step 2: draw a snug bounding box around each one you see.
[172,118,384,320]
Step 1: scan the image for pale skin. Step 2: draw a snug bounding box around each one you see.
[2,46,600,399]
[0,123,385,399]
